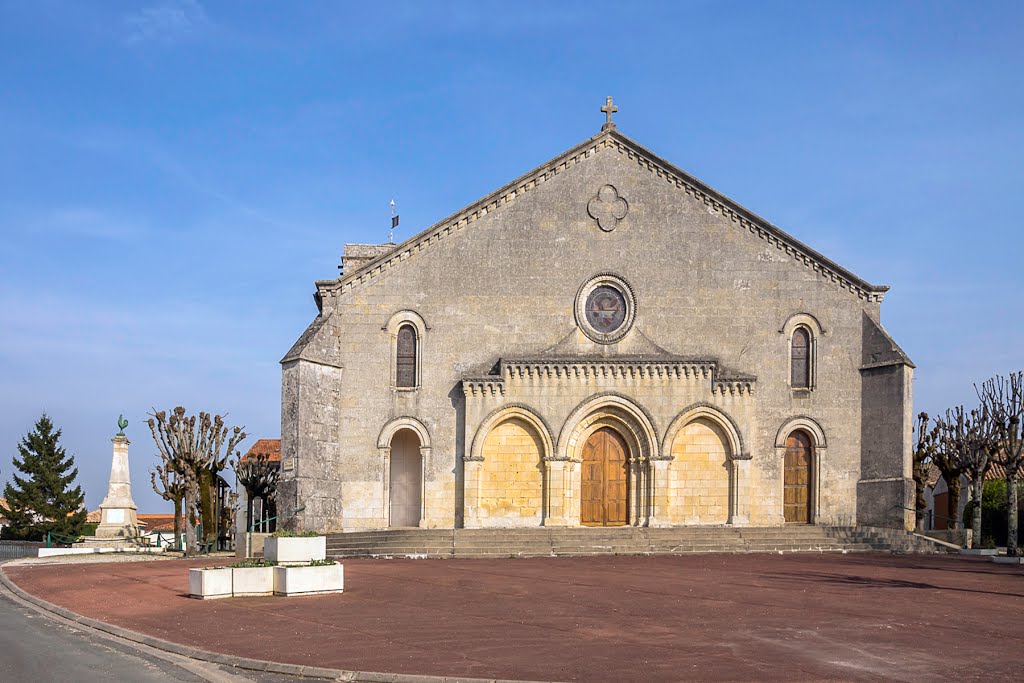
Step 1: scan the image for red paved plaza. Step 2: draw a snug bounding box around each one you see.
[6,553,1023,681]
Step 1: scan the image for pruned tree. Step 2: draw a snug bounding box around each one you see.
[978,371,1024,556]
[235,452,279,532]
[147,407,246,556]
[936,405,998,549]
[150,458,185,551]
[912,412,940,531]
[931,415,967,532]
[200,426,238,548]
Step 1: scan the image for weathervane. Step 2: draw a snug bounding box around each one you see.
[601,96,618,131]
[116,414,128,437]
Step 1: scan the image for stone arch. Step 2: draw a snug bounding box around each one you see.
[557,392,658,463]
[377,416,431,450]
[475,413,548,527]
[775,417,826,525]
[779,312,825,337]
[666,417,733,525]
[780,313,822,391]
[469,404,554,462]
[661,403,745,461]
[774,416,827,450]
[384,310,427,390]
[378,417,431,528]
[557,393,658,527]
[384,309,427,337]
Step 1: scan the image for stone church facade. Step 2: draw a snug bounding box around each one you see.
[279,105,915,533]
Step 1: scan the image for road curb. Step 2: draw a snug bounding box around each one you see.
[0,562,542,683]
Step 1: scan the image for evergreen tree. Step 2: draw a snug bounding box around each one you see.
[2,414,86,541]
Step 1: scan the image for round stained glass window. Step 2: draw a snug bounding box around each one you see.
[575,274,635,344]
[585,286,627,333]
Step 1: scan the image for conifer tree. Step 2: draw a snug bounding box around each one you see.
[2,414,86,541]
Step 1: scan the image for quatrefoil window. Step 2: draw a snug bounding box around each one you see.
[587,184,629,232]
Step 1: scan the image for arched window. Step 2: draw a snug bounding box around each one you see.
[396,324,417,388]
[791,327,811,389]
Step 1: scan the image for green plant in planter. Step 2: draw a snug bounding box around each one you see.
[270,530,320,537]
[307,558,337,567]
[229,558,276,568]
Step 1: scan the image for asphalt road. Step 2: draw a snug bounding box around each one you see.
[0,591,314,683]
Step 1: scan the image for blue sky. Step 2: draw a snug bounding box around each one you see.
[1,1,1021,513]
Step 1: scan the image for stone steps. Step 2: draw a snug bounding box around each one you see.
[325,526,951,559]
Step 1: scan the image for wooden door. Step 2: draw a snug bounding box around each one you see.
[784,431,812,524]
[389,432,422,527]
[581,428,629,527]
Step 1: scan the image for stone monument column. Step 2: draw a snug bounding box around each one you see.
[96,417,140,539]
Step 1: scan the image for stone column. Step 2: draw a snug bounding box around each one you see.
[629,457,641,526]
[463,457,483,528]
[419,446,431,527]
[96,435,139,538]
[649,458,672,527]
[564,461,581,526]
[380,446,391,528]
[729,456,751,527]
[544,459,570,526]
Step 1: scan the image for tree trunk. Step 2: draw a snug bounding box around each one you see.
[199,469,215,547]
[1008,468,1020,557]
[184,479,198,557]
[172,495,183,552]
[947,476,962,531]
[915,478,927,532]
[971,476,984,549]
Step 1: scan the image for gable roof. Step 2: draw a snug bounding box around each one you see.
[313,127,890,307]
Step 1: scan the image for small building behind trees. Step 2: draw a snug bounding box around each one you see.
[237,439,281,532]
[925,462,1024,545]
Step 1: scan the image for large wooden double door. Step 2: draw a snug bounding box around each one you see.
[581,428,629,526]
[784,431,813,524]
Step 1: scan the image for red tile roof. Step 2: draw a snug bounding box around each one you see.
[137,514,182,531]
[242,438,281,463]
[927,460,1012,489]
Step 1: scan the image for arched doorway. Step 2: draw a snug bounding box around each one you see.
[784,430,813,524]
[581,427,629,526]
[389,429,422,527]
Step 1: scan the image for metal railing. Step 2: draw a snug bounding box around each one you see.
[248,506,305,533]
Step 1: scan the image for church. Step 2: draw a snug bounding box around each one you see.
[279,100,915,534]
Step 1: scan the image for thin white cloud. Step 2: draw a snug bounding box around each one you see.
[8,206,151,240]
[124,0,209,45]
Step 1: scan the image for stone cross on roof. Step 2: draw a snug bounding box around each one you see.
[601,96,618,131]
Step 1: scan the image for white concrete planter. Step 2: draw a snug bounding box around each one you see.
[232,566,275,597]
[188,567,233,600]
[273,562,344,596]
[264,536,326,565]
